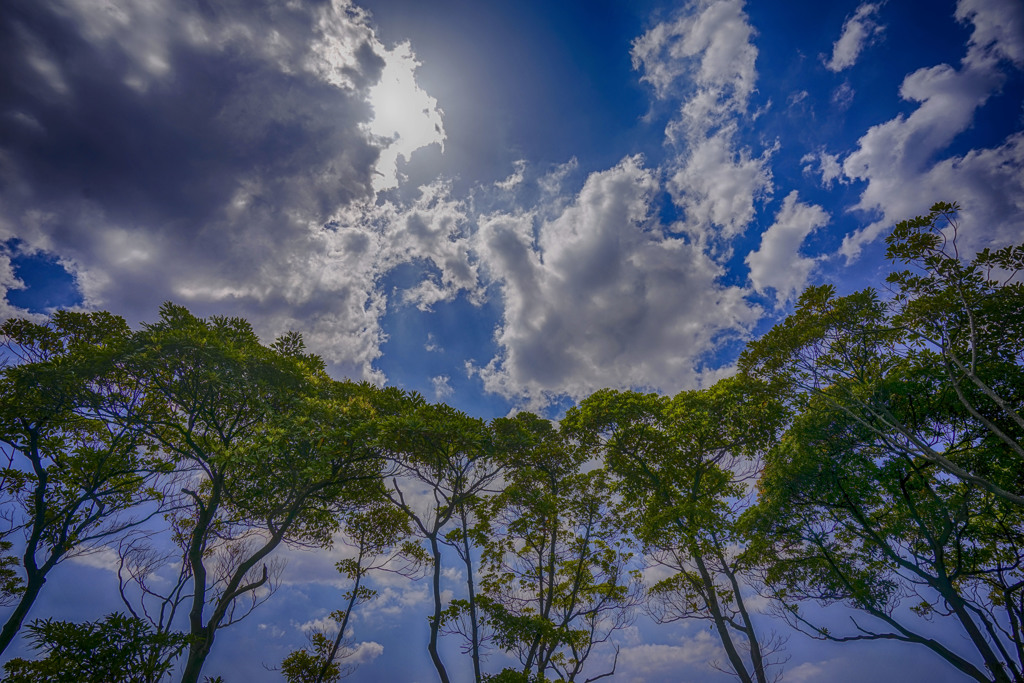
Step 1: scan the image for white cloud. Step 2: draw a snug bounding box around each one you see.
[298,615,340,634]
[839,1,1023,259]
[380,181,481,312]
[826,3,886,72]
[634,0,771,244]
[802,150,845,188]
[258,623,286,638]
[668,125,774,240]
[788,658,848,683]
[832,80,856,109]
[746,191,830,304]
[294,617,382,664]
[0,243,38,322]
[617,631,723,675]
[496,160,528,190]
[956,0,1024,69]
[67,545,122,574]
[431,375,454,399]
[348,640,385,664]
[633,0,758,136]
[472,156,761,407]
[464,1,774,408]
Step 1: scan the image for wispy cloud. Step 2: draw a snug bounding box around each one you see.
[825,2,886,72]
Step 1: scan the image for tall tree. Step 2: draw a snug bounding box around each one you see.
[116,304,390,683]
[474,412,641,682]
[0,311,165,655]
[740,202,1024,506]
[380,400,501,683]
[744,391,1024,682]
[284,503,426,683]
[565,376,786,683]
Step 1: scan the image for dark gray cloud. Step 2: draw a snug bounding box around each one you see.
[0,0,412,377]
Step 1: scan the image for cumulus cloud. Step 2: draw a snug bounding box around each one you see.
[839,0,1024,259]
[295,617,383,664]
[462,0,772,408]
[746,191,830,304]
[617,631,723,676]
[633,0,770,243]
[668,125,774,240]
[348,640,385,664]
[0,0,449,383]
[632,0,758,137]
[825,3,886,72]
[956,0,1024,69]
[0,243,35,322]
[801,150,845,188]
[472,156,760,407]
[431,375,454,399]
[298,615,342,635]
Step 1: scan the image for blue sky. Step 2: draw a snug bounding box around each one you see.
[1,0,1023,680]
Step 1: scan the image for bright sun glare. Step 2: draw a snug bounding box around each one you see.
[367,42,445,191]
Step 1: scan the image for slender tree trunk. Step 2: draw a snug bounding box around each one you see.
[938,577,1013,683]
[0,444,57,656]
[715,542,768,683]
[427,533,451,683]
[458,507,482,682]
[692,548,753,683]
[317,567,363,683]
[524,503,559,678]
[0,570,46,655]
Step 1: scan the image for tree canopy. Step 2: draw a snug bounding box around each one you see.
[0,202,1021,682]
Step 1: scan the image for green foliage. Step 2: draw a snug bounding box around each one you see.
[0,538,23,606]
[1,612,186,683]
[743,392,1024,681]
[1,202,1017,682]
[281,632,344,683]
[0,310,162,653]
[740,202,1024,506]
[737,203,1024,680]
[472,416,640,682]
[565,376,785,683]
[109,304,398,683]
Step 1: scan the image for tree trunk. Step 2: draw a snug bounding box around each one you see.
[459,507,482,682]
[317,568,363,683]
[179,626,214,683]
[692,548,753,683]
[427,534,450,683]
[0,571,46,655]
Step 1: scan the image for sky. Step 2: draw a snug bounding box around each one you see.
[0,0,1023,680]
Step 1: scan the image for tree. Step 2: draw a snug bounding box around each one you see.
[0,311,166,655]
[743,392,1024,682]
[565,376,786,683]
[739,202,1024,506]
[380,400,501,683]
[2,612,187,683]
[115,304,391,683]
[282,503,427,683]
[281,631,345,683]
[472,412,641,682]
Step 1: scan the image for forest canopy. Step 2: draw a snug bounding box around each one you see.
[1,203,1022,682]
